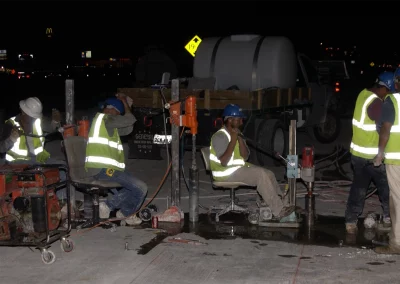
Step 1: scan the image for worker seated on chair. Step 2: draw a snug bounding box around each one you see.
[0,97,64,164]
[210,104,295,220]
[86,95,148,225]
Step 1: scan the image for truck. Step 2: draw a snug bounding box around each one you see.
[118,35,349,165]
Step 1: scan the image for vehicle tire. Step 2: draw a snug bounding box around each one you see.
[256,119,287,167]
[308,111,341,144]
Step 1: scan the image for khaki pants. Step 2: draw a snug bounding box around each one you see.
[224,163,284,216]
[386,165,400,248]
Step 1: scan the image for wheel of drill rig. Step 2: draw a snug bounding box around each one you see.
[41,250,56,265]
[60,239,74,253]
[248,212,259,225]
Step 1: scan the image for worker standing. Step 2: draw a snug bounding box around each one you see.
[374,68,400,254]
[86,95,147,225]
[345,72,394,234]
[210,104,295,220]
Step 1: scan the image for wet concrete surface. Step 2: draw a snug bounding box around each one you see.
[136,212,390,255]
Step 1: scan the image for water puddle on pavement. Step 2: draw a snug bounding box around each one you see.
[136,213,389,255]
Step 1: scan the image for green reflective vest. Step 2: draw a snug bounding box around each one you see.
[85,112,125,171]
[383,93,400,165]
[350,89,381,159]
[6,116,50,163]
[210,128,245,181]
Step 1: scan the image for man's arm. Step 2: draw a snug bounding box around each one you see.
[105,114,137,137]
[238,136,250,161]
[0,122,19,153]
[212,131,239,167]
[367,98,383,123]
[375,97,395,165]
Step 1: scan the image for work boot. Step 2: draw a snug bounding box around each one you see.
[382,216,392,228]
[99,202,111,219]
[116,210,142,225]
[345,223,358,234]
[276,205,295,219]
[374,245,400,255]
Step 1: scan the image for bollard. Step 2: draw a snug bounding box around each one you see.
[189,167,199,222]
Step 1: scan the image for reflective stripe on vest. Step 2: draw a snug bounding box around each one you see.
[6,117,44,162]
[85,113,125,170]
[350,91,380,159]
[209,128,245,180]
[383,93,400,163]
[351,93,378,131]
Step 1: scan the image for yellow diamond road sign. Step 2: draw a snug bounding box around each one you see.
[185,35,202,57]
[370,62,375,67]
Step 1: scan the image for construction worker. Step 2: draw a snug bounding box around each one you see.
[374,68,400,254]
[0,97,61,163]
[210,104,295,220]
[87,95,147,225]
[345,71,394,234]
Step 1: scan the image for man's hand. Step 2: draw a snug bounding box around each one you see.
[373,152,384,167]
[116,93,128,102]
[229,128,239,142]
[10,126,20,142]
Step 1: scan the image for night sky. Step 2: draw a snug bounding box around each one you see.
[1,1,397,63]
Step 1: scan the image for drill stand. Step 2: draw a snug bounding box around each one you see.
[258,120,309,228]
[154,79,198,224]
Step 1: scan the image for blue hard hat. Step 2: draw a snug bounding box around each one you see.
[377,71,395,92]
[222,104,245,118]
[104,97,125,115]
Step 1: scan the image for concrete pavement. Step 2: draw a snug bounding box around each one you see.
[1,119,397,284]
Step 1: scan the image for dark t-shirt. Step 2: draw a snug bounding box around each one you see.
[377,96,396,133]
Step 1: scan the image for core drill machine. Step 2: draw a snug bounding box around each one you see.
[154,79,199,223]
[0,163,74,264]
[248,120,316,228]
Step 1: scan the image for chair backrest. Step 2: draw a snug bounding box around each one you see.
[201,147,211,171]
[63,136,91,181]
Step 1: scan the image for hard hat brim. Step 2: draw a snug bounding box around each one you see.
[19,100,42,119]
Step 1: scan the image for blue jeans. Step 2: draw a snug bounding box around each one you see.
[94,168,148,217]
[345,155,390,223]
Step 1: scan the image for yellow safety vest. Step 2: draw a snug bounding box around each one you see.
[383,93,400,165]
[350,89,381,159]
[210,128,245,181]
[85,112,125,171]
[5,116,50,163]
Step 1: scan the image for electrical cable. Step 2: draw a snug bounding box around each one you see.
[159,87,170,168]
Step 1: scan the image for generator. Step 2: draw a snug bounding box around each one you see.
[0,164,73,264]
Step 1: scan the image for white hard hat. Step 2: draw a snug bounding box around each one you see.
[19,97,43,118]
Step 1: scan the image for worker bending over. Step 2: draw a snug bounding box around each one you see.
[86,95,148,225]
[210,104,295,220]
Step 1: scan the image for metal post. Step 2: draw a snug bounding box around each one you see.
[288,120,297,207]
[171,79,180,208]
[65,79,76,218]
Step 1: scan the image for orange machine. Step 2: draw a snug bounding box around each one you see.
[0,165,63,242]
[169,96,198,134]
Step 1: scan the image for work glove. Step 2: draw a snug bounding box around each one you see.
[10,126,20,142]
[373,152,384,167]
[116,93,133,108]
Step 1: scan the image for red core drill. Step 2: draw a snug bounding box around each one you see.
[301,146,314,168]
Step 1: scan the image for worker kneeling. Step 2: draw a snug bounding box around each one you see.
[210,104,295,220]
[86,97,148,225]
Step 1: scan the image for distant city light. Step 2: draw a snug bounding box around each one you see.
[351,60,355,64]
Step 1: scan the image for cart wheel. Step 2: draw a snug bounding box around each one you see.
[60,239,74,253]
[41,250,56,265]
[248,212,259,225]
